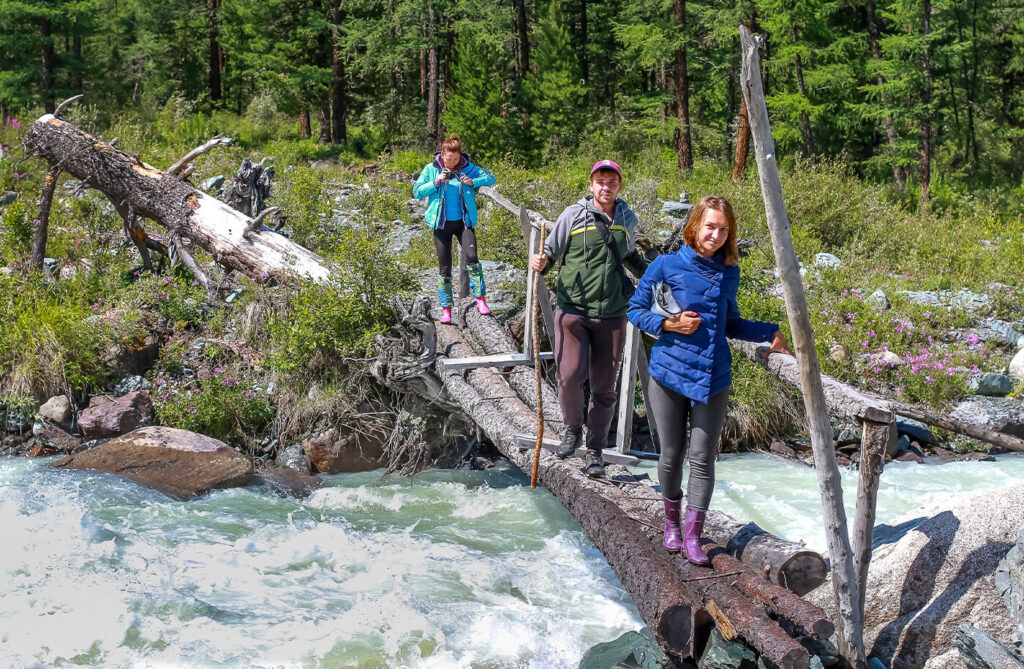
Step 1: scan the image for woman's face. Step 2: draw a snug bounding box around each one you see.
[441,150,460,170]
[695,209,730,258]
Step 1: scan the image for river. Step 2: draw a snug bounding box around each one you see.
[3,453,1023,667]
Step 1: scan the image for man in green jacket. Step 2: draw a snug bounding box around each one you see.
[529,160,648,477]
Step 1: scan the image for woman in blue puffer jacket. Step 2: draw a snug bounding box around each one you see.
[412,134,496,323]
[627,195,790,564]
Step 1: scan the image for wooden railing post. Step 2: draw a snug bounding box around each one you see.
[852,417,895,614]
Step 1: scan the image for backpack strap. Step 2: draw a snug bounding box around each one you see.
[589,210,635,299]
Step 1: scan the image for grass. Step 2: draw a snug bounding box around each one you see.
[1,107,1022,452]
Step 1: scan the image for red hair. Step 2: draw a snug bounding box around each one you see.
[682,196,739,265]
[440,134,461,154]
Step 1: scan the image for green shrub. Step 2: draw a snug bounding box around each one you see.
[153,366,273,445]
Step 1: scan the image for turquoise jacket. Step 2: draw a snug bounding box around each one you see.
[413,153,496,229]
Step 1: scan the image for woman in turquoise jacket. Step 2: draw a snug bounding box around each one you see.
[412,134,496,323]
[627,195,790,564]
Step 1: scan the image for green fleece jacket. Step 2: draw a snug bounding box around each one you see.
[542,196,648,318]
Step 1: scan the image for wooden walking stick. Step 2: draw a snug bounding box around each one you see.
[530,221,547,488]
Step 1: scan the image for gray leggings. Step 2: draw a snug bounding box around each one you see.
[647,381,729,510]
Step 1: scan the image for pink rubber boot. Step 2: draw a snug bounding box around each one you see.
[663,497,683,552]
[439,307,452,324]
[475,297,491,315]
[683,506,710,565]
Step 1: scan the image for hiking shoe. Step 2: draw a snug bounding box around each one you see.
[554,427,582,459]
[584,450,605,478]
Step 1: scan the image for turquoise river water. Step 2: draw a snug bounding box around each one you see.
[3,453,1024,668]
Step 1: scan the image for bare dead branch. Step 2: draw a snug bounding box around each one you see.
[166,135,234,177]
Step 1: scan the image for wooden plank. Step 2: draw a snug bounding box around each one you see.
[514,434,639,466]
[852,419,894,616]
[616,324,641,454]
[740,24,864,665]
[439,352,553,371]
[636,343,661,454]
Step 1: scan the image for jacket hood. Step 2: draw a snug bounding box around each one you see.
[578,195,630,218]
[434,152,470,170]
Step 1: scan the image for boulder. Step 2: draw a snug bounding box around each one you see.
[770,440,797,458]
[38,395,73,427]
[699,628,757,668]
[897,418,934,445]
[899,289,992,314]
[814,253,842,269]
[950,397,1024,440]
[955,624,1024,669]
[29,425,81,454]
[969,373,1015,397]
[1010,349,1024,383]
[51,426,253,499]
[79,391,153,439]
[829,344,850,365]
[866,290,890,311]
[995,527,1024,647]
[807,480,1024,668]
[253,465,322,499]
[114,375,151,397]
[579,628,669,669]
[302,426,384,474]
[660,200,694,217]
[275,442,312,473]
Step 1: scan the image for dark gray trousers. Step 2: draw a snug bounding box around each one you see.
[647,380,730,510]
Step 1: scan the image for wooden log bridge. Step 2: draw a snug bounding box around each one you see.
[380,296,834,666]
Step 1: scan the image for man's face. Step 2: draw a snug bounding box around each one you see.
[589,171,622,207]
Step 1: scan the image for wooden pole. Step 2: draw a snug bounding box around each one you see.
[530,220,547,488]
[739,25,865,666]
[852,419,894,616]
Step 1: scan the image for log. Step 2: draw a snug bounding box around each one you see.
[888,401,1024,454]
[740,25,865,665]
[24,115,330,284]
[708,547,834,640]
[852,419,893,617]
[702,510,827,596]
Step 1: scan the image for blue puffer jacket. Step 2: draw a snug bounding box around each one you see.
[412,153,496,230]
[627,245,778,404]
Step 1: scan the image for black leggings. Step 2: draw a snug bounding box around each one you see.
[647,382,730,510]
[434,220,478,277]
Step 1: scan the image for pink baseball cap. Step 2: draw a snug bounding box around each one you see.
[590,159,622,177]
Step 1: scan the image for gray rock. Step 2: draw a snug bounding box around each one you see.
[865,289,890,311]
[38,395,73,426]
[950,397,1024,439]
[43,257,58,276]
[829,344,850,365]
[660,200,694,217]
[969,373,1014,397]
[0,191,16,205]
[406,197,427,219]
[896,417,934,444]
[835,427,860,446]
[114,375,151,397]
[969,320,1023,348]
[253,465,322,499]
[807,480,1024,668]
[386,222,419,254]
[896,434,911,456]
[275,443,311,474]
[201,175,225,191]
[956,624,1024,669]
[814,252,842,269]
[225,287,245,304]
[579,628,668,669]
[899,289,992,314]
[1009,348,1024,383]
[701,628,757,668]
[995,526,1024,647]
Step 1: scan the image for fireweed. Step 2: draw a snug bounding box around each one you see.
[153,366,272,444]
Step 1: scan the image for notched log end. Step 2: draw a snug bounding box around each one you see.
[658,604,694,653]
[46,117,63,127]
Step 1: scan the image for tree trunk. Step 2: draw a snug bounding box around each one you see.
[865,0,907,189]
[299,108,311,139]
[791,25,816,157]
[577,0,588,86]
[733,93,750,180]
[514,0,530,77]
[331,1,347,145]
[208,0,221,103]
[919,0,933,205]
[317,108,331,144]
[31,166,61,269]
[25,115,330,284]
[41,16,55,114]
[419,49,427,99]
[739,26,866,667]
[72,32,83,92]
[672,0,692,171]
[425,7,438,143]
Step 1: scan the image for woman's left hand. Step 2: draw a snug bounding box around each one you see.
[767,330,792,356]
[458,174,474,187]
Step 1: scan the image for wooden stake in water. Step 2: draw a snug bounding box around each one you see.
[530,220,547,489]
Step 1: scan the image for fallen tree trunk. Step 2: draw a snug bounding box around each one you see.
[24,114,330,284]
